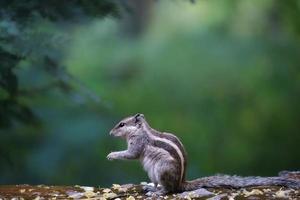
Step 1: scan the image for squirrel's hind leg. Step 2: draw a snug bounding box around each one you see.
[158,169,181,194]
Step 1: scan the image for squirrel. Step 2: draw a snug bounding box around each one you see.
[107,113,300,195]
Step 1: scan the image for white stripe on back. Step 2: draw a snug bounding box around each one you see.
[143,125,185,183]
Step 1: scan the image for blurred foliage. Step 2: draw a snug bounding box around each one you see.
[0,0,116,185]
[1,0,300,187]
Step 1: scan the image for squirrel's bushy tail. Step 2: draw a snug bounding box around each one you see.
[181,174,300,191]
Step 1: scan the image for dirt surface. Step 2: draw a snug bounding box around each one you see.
[0,183,299,200]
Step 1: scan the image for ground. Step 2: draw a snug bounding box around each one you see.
[0,183,299,200]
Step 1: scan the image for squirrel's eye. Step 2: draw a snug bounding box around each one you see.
[119,122,125,127]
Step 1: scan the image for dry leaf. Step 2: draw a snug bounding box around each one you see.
[262,189,271,193]
[80,186,94,192]
[126,196,135,200]
[242,189,263,197]
[184,196,192,200]
[112,184,121,189]
[103,188,112,193]
[274,189,292,198]
[118,187,128,193]
[103,192,117,199]
[84,190,96,198]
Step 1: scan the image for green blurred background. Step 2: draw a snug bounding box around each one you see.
[0,0,299,187]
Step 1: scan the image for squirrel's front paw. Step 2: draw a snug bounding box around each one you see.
[107,152,118,160]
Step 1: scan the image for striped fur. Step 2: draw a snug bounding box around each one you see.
[108,113,187,193]
[108,114,300,194]
[142,123,186,184]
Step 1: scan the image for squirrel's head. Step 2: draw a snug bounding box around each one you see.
[109,113,146,138]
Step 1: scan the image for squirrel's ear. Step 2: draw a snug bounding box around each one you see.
[135,113,144,118]
[134,113,144,123]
